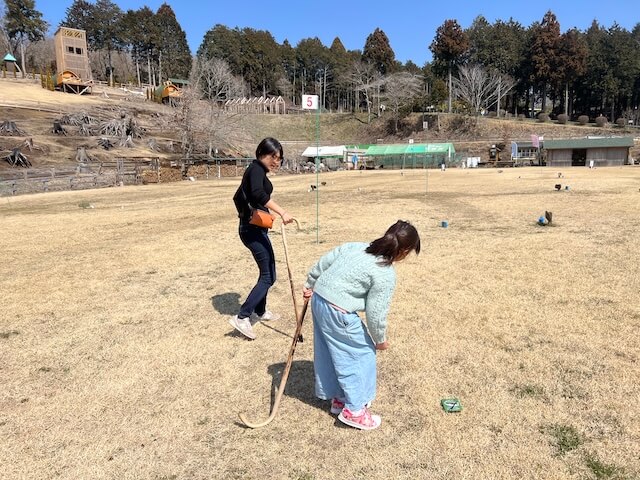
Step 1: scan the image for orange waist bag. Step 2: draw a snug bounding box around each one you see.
[249,209,275,229]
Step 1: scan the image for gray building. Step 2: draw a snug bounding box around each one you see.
[543,137,634,167]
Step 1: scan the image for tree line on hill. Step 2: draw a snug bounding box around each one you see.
[2,1,640,125]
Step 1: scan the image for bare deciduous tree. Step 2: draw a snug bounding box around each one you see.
[381,72,423,132]
[175,58,247,158]
[193,57,244,103]
[350,61,382,123]
[175,85,199,158]
[276,75,294,102]
[0,14,10,55]
[26,37,54,72]
[452,64,516,119]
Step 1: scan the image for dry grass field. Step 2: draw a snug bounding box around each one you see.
[1,166,639,480]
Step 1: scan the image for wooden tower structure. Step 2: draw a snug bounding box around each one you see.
[54,27,93,94]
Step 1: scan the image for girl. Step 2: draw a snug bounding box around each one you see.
[303,220,421,430]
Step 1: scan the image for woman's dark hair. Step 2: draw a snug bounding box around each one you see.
[256,137,283,161]
[366,220,421,266]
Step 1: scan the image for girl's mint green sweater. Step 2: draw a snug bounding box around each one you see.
[304,242,396,344]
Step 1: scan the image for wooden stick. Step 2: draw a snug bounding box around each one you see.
[238,299,309,428]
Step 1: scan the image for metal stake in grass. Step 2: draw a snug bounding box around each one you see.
[239,218,309,429]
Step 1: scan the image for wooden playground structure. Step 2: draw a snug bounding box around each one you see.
[224,96,286,114]
[53,27,93,94]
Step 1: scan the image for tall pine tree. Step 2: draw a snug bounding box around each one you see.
[430,19,469,113]
[4,0,48,74]
[121,6,158,86]
[527,10,561,112]
[155,3,191,81]
[556,28,587,115]
[362,28,396,75]
[89,0,124,85]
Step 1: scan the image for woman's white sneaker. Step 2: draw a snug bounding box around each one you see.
[250,310,280,322]
[229,315,256,339]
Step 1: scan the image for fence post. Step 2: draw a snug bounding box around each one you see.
[116,158,122,185]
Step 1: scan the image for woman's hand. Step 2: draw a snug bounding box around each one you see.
[302,287,313,299]
[375,341,389,351]
[264,200,293,224]
[281,211,294,224]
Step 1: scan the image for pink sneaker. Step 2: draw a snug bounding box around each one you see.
[338,406,381,430]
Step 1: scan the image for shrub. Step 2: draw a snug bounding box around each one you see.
[578,115,589,125]
[505,112,513,119]
[487,111,497,118]
[557,114,569,124]
[537,113,549,123]
[615,118,626,127]
[595,115,607,127]
[517,114,525,121]
[584,453,625,479]
[540,424,583,457]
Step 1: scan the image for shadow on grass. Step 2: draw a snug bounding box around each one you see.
[266,360,318,409]
[234,359,325,430]
[211,292,242,315]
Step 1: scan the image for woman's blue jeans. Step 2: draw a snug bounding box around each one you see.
[238,223,276,319]
[311,294,376,411]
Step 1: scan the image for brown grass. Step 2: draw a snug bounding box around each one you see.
[1,167,639,480]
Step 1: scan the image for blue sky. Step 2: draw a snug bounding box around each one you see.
[37,0,639,65]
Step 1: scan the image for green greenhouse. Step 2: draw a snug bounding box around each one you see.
[363,143,456,169]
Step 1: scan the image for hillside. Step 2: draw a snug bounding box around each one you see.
[1,78,638,171]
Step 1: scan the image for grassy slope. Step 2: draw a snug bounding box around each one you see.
[1,78,638,170]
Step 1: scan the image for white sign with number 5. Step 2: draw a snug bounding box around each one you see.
[302,94,319,110]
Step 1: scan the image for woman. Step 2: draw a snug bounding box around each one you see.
[230,137,293,340]
[302,220,421,430]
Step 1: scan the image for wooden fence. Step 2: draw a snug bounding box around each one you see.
[178,157,253,179]
[0,157,159,196]
[0,157,269,196]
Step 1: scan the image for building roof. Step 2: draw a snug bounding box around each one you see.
[365,143,455,156]
[169,78,190,85]
[3,53,17,62]
[301,145,346,158]
[544,137,634,150]
[514,141,536,148]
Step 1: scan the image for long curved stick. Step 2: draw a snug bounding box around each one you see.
[239,219,307,428]
[238,299,308,428]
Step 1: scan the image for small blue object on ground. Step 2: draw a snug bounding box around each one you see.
[538,216,548,226]
[441,220,448,228]
[441,398,462,413]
